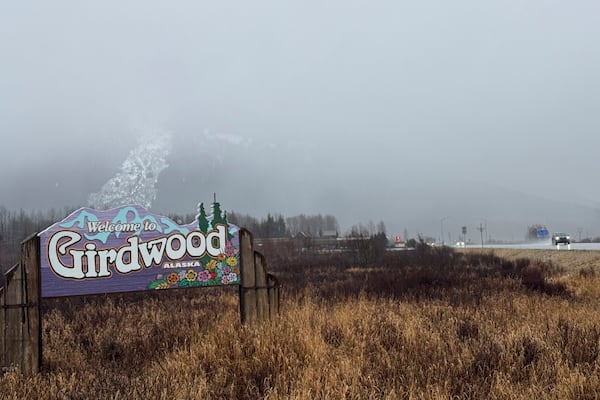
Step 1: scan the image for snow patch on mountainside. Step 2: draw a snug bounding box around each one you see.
[88,131,172,209]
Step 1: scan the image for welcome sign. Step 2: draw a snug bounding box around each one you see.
[38,202,241,298]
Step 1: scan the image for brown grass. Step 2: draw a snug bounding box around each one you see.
[1,247,600,399]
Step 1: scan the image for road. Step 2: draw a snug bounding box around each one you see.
[466,242,600,251]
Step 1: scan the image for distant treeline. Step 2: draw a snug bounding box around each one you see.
[163,211,342,238]
[0,206,77,270]
[228,212,341,238]
[0,205,387,272]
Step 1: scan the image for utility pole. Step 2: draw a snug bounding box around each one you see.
[440,216,450,246]
[478,222,484,248]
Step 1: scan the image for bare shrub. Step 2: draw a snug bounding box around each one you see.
[509,335,544,382]
[452,338,502,398]
[579,266,596,278]
[321,324,344,348]
[457,317,480,341]
[558,318,600,368]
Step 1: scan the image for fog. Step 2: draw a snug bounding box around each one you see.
[1,1,600,240]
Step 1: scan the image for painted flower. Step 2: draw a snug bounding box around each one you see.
[210,271,217,280]
[178,271,187,280]
[221,275,229,285]
[206,260,217,271]
[225,241,234,256]
[223,266,231,275]
[156,274,163,280]
[197,270,211,282]
[156,282,169,289]
[226,256,238,267]
[217,253,226,261]
[167,272,180,285]
[227,272,238,283]
[185,269,198,282]
[234,268,240,275]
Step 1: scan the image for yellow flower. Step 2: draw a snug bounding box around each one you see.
[156,282,169,290]
[185,269,198,282]
[206,260,217,271]
[226,256,238,267]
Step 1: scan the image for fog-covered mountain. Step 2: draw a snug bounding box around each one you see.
[2,133,598,242]
[152,134,600,242]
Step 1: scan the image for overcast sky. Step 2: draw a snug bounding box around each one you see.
[1,1,600,238]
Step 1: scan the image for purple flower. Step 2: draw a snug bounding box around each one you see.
[227,272,238,283]
[197,270,211,282]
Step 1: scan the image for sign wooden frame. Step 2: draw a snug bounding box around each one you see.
[0,203,279,375]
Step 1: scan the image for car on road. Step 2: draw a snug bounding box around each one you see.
[552,233,571,246]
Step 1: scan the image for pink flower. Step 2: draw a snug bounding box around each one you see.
[225,241,234,256]
[197,270,211,282]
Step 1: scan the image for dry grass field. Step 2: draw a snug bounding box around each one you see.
[1,245,600,399]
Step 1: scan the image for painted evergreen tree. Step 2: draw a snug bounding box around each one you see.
[212,201,224,225]
[197,203,209,232]
[222,209,234,241]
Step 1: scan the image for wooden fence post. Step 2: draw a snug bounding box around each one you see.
[267,273,280,319]
[2,234,40,375]
[0,286,4,369]
[239,229,280,325]
[254,252,268,321]
[239,229,257,325]
[4,263,23,371]
[21,234,41,376]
